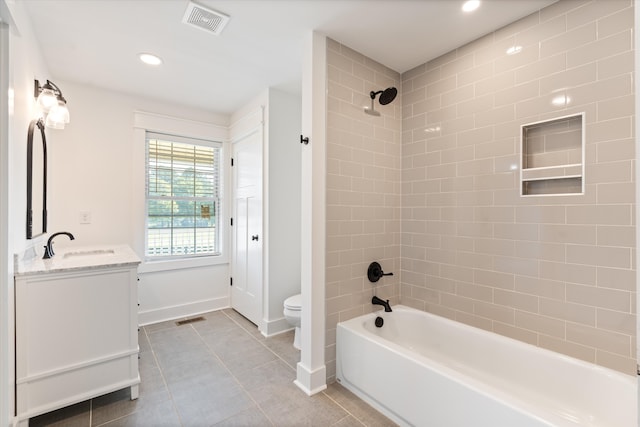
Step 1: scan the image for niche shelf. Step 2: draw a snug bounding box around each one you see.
[520,113,585,196]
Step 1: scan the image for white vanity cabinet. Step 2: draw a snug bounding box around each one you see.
[14,245,141,425]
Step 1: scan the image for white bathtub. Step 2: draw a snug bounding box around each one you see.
[336,305,636,427]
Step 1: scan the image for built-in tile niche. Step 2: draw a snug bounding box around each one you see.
[520,113,585,196]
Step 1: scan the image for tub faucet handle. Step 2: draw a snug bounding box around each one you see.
[367,261,393,283]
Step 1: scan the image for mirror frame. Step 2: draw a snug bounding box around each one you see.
[26,118,47,239]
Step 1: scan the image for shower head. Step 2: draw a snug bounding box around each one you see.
[376,87,398,105]
[364,87,397,116]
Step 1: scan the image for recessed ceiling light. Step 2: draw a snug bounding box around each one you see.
[462,0,481,12]
[138,53,163,66]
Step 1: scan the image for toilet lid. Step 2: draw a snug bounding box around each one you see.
[284,294,302,310]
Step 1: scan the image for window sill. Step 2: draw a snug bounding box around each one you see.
[139,255,228,273]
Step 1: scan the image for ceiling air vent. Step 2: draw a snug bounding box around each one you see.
[182,2,230,35]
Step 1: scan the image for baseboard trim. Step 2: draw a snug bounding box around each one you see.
[138,297,229,326]
[294,362,326,396]
[261,316,293,337]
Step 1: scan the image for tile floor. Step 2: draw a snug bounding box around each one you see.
[30,309,397,427]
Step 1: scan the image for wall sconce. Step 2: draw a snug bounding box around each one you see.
[34,79,70,129]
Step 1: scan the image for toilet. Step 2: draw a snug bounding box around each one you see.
[283,293,302,350]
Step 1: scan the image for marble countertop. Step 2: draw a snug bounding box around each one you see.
[15,244,141,277]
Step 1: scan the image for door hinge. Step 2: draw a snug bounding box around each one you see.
[231,158,234,166]
[230,277,233,287]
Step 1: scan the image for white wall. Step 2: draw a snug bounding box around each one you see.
[1,0,54,424]
[46,82,233,325]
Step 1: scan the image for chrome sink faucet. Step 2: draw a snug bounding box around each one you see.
[43,231,75,259]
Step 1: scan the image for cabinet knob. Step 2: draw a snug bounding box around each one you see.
[251,235,259,241]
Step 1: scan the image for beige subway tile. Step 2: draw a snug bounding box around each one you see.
[474,301,515,324]
[539,334,596,364]
[458,62,494,86]
[457,189,495,206]
[566,283,630,312]
[441,53,474,76]
[492,256,538,278]
[473,206,515,223]
[539,260,597,286]
[597,308,635,336]
[515,276,565,300]
[515,53,566,85]
[566,205,631,226]
[515,311,564,338]
[596,182,634,204]
[566,0,630,30]
[494,11,540,41]
[596,266,635,291]
[473,172,516,191]
[455,311,493,331]
[495,81,539,107]
[597,95,633,123]
[457,31,495,58]
[539,224,596,244]
[494,43,540,74]
[541,22,596,58]
[475,71,516,97]
[456,94,494,117]
[427,75,456,97]
[567,242,630,269]
[597,225,635,247]
[426,105,457,126]
[457,158,494,177]
[441,84,474,108]
[494,223,539,241]
[494,289,538,313]
[596,350,636,375]
[493,322,539,346]
[566,323,630,356]
[457,251,494,269]
[597,50,633,81]
[515,205,566,224]
[539,0,584,23]
[441,147,474,165]
[475,238,515,257]
[514,241,565,262]
[327,49,354,73]
[440,292,474,313]
[456,282,493,303]
[587,117,632,144]
[457,126,494,148]
[425,275,456,293]
[539,63,596,95]
[472,269,514,290]
[475,138,515,160]
[539,298,596,325]
[457,222,493,238]
[570,74,632,106]
[597,6,634,38]
[595,138,634,163]
[411,286,440,304]
[476,105,516,127]
[426,163,456,179]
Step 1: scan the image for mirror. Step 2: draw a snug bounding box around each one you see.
[26,118,47,239]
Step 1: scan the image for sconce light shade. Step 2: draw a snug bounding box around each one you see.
[34,79,70,129]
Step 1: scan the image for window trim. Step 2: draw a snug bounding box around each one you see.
[133,111,230,271]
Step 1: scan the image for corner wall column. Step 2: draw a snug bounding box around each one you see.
[296,31,327,395]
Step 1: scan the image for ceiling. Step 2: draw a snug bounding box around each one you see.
[22,0,557,115]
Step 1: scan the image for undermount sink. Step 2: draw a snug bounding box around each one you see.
[62,249,116,259]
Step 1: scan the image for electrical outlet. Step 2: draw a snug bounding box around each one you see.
[79,211,92,224]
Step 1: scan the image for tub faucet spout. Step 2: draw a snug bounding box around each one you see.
[43,231,75,259]
[372,296,392,312]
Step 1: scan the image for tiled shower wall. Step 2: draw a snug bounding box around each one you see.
[401,0,636,374]
[325,39,402,381]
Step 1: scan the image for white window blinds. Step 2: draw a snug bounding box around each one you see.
[145,132,221,258]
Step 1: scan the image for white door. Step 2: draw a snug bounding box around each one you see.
[231,129,263,326]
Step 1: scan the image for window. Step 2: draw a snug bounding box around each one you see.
[145,132,221,258]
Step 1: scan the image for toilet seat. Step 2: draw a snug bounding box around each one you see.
[284,294,301,311]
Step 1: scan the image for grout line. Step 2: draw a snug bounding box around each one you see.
[321,390,368,427]
[193,311,276,426]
